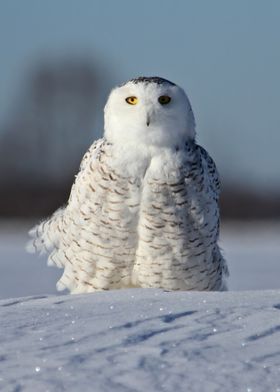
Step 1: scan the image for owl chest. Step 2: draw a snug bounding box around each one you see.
[87,154,205,235]
[82,157,143,239]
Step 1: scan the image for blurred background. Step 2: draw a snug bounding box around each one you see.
[0,0,279,299]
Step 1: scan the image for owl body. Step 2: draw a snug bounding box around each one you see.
[28,77,228,292]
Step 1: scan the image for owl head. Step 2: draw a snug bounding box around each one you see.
[104,77,196,148]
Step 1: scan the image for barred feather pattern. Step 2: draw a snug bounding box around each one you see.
[28,138,228,293]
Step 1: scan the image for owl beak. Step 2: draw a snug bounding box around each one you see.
[146,114,150,127]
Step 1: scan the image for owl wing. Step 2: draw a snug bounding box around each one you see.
[196,144,221,200]
[195,144,229,284]
[26,138,106,267]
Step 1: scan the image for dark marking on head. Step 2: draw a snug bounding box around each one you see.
[124,76,176,86]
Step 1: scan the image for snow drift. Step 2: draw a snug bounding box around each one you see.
[1,289,280,391]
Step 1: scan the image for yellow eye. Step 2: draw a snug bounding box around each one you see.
[158,95,171,105]
[125,96,138,105]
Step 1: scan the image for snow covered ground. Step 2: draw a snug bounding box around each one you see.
[1,289,280,391]
[220,222,280,291]
[0,221,279,391]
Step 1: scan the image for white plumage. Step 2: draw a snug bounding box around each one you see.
[27,76,228,293]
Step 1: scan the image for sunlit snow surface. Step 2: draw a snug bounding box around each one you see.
[1,289,280,391]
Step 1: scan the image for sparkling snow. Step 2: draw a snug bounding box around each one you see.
[1,289,280,391]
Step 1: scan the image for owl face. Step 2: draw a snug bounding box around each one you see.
[104,77,196,148]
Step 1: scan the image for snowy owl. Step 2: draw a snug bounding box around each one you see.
[27,76,228,293]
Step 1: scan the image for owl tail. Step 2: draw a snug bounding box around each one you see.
[26,207,65,260]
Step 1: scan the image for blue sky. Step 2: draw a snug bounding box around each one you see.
[0,0,279,189]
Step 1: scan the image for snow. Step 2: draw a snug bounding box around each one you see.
[0,221,61,299]
[0,221,280,391]
[220,223,280,291]
[1,289,280,391]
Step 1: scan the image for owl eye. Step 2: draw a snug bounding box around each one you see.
[158,95,171,105]
[125,96,138,105]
